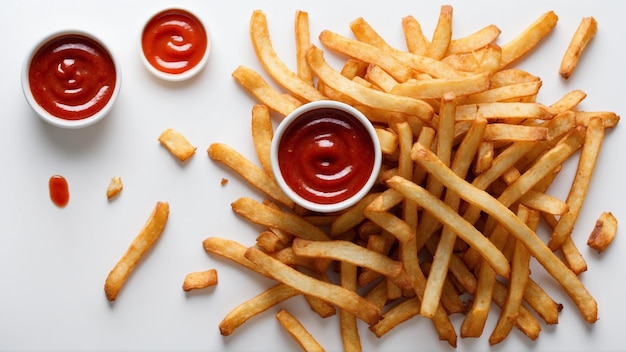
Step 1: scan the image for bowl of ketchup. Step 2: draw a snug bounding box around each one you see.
[271,100,382,213]
[22,30,121,129]
[140,8,210,82]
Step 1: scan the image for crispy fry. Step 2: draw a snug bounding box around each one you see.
[560,17,597,79]
[548,117,605,250]
[208,143,294,208]
[221,284,299,336]
[402,15,429,55]
[232,65,301,116]
[232,197,329,241]
[276,309,325,352]
[319,30,412,82]
[158,128,196,161]
[424,5,453,60]
[251,104,274,175]
[104,201,169,301]
[182,269,218,292]
[587,211,618,253]
[391,72,491,100]
[446,24,501,55]
[500,11,558,69]
[295,10,314,85]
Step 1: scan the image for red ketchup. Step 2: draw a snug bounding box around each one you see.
[277,108,376,205]
[142,9,208,75]
[28,34,117,120]
[49,175,69,207]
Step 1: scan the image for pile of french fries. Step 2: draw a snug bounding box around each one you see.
[206,6,619,349]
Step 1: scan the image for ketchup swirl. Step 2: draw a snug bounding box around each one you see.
[142,9,207,75]
[278,108,376,205]
[28,34,116,120]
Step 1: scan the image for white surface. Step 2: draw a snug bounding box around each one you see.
[0,1,624,351]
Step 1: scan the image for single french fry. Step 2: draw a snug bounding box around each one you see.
[424,5,453,60]
[339,261,362,352]
[104,202,169,301]
[220,284,299,336]
[292,238,409,289]
[402,15,429,55]
[446,24,501,55]
[182,269,218,292]
[500,11,559,69]
[158,128,196,161]
[276,310,326,352]
[548,117,605,250]
[232,65,301,116]
[560,17,597,79]
[251,104,274,175]
[208,144,294,208]
[295,10,314,85]
[391,72,491,100]
[232,197,329,241]
[587,211,618,253]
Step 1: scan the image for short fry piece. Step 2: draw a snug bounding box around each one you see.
[560,17,597,79]
[158,128,196,161]
[587,212,618,253]
[104,201,169,301]
[182,269,218,291]
[106,176,123,200]
[276,309,325,352]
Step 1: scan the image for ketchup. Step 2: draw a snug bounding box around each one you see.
[28,34,117,120]
[49,175,69,207]
[278,108,376,205]
[142,9,208,75]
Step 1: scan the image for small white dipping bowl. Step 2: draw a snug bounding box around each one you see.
[140,8,210,82]
[21,30,121,129]
[271,100,382,213]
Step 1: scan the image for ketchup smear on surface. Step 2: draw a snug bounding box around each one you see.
[142,9,208,75]
[278,108,376,205]
[28,34,117,120]
[49,175,69,207]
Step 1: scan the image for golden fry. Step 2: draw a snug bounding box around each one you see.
[104,202,169,301]
[560,17,597,79]
[158,128,196,161]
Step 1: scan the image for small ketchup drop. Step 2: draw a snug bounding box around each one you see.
[49,175,69,207]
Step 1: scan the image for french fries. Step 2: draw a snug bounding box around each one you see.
[207,6,620,350]
[104,201,169,301]
[182,269,218,292]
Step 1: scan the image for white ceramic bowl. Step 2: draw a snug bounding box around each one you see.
[21,30,121,129]
[271,100,382,213]
[140,8,210,82]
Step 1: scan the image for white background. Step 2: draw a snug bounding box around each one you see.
[1,0,625,351]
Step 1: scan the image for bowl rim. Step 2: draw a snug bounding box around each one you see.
[21,29,122,129]
[139,7,211,82]
[270,100,382,213]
